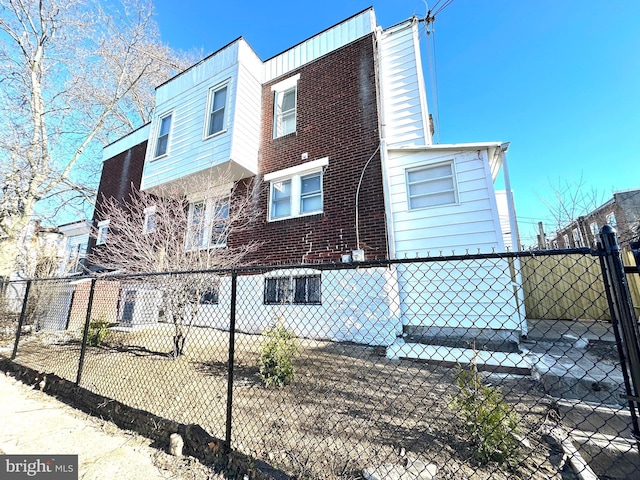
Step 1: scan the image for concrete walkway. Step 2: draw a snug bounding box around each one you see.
[0,372,216,480]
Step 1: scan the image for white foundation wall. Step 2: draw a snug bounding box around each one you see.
[193,267,402,347]
[397,260,522,332]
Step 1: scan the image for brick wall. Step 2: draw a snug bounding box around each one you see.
[87,141,146,255]
[232,35,388,264]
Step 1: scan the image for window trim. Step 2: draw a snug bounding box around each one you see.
[606,212,617,227]
[142,206,157,234]
[153,112,173,159]
[204,81,230,139]
[96,219,110,246]
[266,158,328,222]
[272,74,300,139]
[405,160,459,211]
[186,196,230,251]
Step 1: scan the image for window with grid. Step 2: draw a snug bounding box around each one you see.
[274,86,297,138]
[406,161,458,210]
[207,84,228,137]
[264,275,321,305]
[154,114,172,158]
[187,198,229,249]
[269,171,322,221]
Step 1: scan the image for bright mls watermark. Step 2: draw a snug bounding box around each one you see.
[2,455,78,479]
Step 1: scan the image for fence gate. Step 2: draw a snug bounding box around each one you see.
[599,226,640,449]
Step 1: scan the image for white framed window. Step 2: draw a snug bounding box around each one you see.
[96,219,110,246]
[590,222,599,243]
[563,234,570,248]
[143,205,157,234]
[266,159,327,221]
[264,275,321,305]
[272,74,300,138]
[406,161,458,210]
[206,83,228,137]
[606,212,617,227]
[552,240,559,249]
[154,113,172,158]
[572,228,582,247]
[186,198,229,250]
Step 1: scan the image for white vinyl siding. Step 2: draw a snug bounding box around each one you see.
[378,19,430,147]
[142,40,262,191]
[387,148,505,256]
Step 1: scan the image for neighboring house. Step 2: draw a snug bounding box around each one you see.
[88,8,523,349]
[57,220,91,275]
[553,189,640,249]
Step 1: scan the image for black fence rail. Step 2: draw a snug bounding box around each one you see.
[1,231,639,480]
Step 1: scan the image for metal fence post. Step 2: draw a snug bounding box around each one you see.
[76,278,97,386]
[599,225,640,445]
[11,280,32,360]
[225,269,238,451]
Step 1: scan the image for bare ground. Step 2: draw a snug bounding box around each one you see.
[2,324,580,480]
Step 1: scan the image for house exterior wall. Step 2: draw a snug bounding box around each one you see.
[386,148,505,256]
[232,35,388,264]
[88,136,147,255]
[554,189,640,249]
[142,40,262,190]
[377,18,431,147]
[193,267,402,346]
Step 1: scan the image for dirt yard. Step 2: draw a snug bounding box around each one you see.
[3,324,580,480]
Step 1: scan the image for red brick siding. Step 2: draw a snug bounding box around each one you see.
[232,35,388,264]
[87,141,146,255]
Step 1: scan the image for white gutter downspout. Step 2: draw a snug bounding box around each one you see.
[500,143,521,251]
[500,142,527,336]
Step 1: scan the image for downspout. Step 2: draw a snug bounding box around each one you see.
[500,143,521,251]
[500,142,527,336]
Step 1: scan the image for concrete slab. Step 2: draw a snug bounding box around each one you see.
[0,373,216,479]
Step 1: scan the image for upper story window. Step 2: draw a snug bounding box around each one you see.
[186,198,229,250]
[563,234,570,248]
[154,113,172,158]
[96,219,110,246]
[606,212,617,227]
[143,206,157,234]
[265,157,327,221]
[272,74,300,138]
[206,83,228,137]
[406,161,458,210]
[572,228,582,247]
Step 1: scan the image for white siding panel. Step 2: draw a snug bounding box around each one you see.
[263,9,374,82]
[142,63,240,190]
[379,20,429,147]
[230,63,262,172]
[387,149,503,256]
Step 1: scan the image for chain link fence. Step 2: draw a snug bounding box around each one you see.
[1,242,638,480]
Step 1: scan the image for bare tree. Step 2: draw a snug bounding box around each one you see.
[0,0,192,277]
[539,174,604,232]
[88,171,262,356]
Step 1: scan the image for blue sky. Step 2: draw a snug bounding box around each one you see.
[152,0,640,247]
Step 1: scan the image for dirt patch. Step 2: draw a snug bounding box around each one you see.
[4,325,581,479]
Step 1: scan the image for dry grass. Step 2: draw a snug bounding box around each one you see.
[3,324,576,480]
